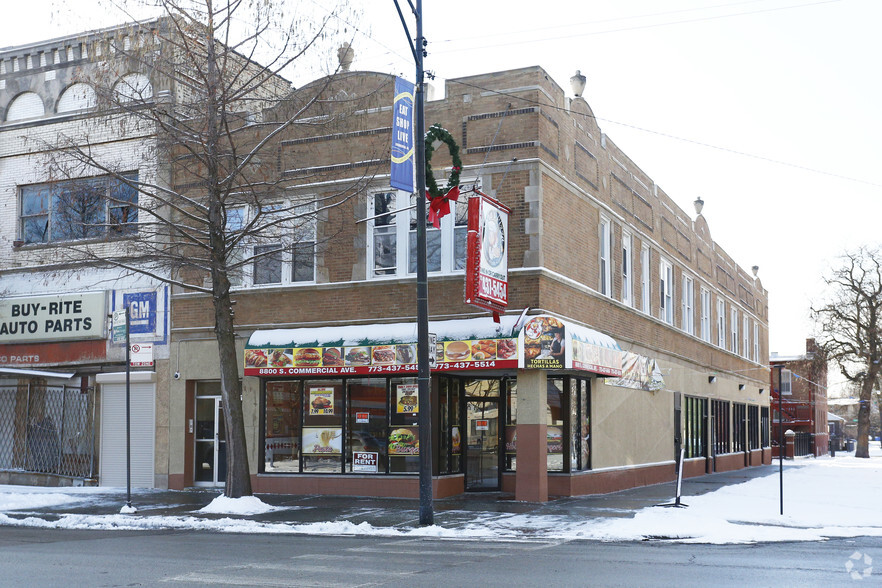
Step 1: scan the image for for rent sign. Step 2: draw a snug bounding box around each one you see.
[0,292,106,343]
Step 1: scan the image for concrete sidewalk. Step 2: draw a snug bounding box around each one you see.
[6,464,781,531]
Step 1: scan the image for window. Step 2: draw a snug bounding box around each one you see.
[717,298,726,348]
[700,288,712,342]
[748,405,760,450]
[599,217,611,297]
[753,321,760,362]
[733,403,747,453]
[743,316,750,359]
[712,399,731,455]
[20,173,138,244]
[249,200,315,286]
[622,232,632,306]
[761,406,770,447]
[659,258,674,325]
[731,308,739,354]
[369,188,468,278]
[641,245,651,314]
[681,274,694,334]
[684,396,707,459]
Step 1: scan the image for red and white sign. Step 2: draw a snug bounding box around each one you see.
[129,343,154,367]
[476,419,490,431]
[355,412,370,424]
[465,192,510,315]
[352,451,379,473]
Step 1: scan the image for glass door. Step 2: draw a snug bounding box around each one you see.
[195,396,226,486]
[465,399,500,491]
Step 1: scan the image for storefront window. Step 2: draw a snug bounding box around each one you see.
[579,379,590,470]
[264,381,301,473]
[547,379,565,472]
[389,377,419,473]
[302,380,344,473]
[347,378,387,474]
[505,380,517,471]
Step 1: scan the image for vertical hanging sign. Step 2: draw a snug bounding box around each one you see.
[465,191,511,318]
[390,77,415,193]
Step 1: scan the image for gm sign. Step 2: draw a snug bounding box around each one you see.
[123,292,156,335]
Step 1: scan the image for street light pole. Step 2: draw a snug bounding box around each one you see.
[777,365,785,516]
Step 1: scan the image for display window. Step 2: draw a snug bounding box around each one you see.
[302,380,344,472]
[347,378,387,474]
[264,381,301,473]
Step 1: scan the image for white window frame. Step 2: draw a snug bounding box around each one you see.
[743,315,750,359]
[599,216,612,297]
[232,199,317,288]
[753,321,759,362]
[731,308,739,354]
[368,188,468,279]
[659,257,674,325]
[700,287,711,342]
[717,298,726,348]
[681,274,694,335]
[622,231,632,306]
[641,245,651,314]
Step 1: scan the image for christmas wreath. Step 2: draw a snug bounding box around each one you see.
[424,123,462,228]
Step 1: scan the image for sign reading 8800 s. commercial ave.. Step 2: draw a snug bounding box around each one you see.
[0,292,106,343]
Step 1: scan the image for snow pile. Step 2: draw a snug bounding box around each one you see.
[199,494,280,515]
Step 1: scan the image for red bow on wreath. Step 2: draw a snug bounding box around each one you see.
[426,184,459,229]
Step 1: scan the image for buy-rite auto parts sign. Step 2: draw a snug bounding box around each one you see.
[0,292,106,343]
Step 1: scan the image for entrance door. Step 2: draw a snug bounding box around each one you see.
[194,396,226,486]
[465,399,500,491]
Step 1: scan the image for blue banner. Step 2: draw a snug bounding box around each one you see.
[390,77,415,193]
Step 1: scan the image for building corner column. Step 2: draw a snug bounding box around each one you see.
[515,369,548,502]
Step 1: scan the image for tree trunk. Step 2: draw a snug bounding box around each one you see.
[855,374,876,458]
[214,284,252,497]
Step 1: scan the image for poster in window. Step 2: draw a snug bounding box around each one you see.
[309,387,335,415]
[396,383,418,414]
[389,426,419,455]
[451,426,462,455]
[546,426,563,455]
[302,427,342,455]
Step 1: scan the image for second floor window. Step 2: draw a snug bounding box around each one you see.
[21,172,138,244]
[641,246,651,314]
[681,274,694,334]
[622,231,632,306]
[370,188,468,278]
[700,288,711,342]
[717,298,726,348]
[599,217,611,297]
[659,258,673,325]
[731,308,739,354]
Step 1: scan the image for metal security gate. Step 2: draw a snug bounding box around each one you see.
[0,384,96,479]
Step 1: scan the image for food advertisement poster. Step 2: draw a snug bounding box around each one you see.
[465,192,511,314]
[606,352,664,391]
[505,428,517,455]
[309,387,335,415]
[546,426,563,455]
[396,383,418,414]
[522,316,565,370]
[388,427,419,455]
[302,427,342,455]
[451,426,461,455]
[352,451,379,473]
[244,338,516,376]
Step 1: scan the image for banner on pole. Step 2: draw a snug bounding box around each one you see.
[390,77,415,193]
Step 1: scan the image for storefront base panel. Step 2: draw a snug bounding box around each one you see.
[548,461,675,497]
[748,449,763,466]
[713,453,746,473]
[683,457,709,478]
[252,474,465,499]
[762,447,772,464]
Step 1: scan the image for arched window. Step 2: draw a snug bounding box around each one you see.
[114,73,153,103]
[6,92,45,121]
[57,83,97,113]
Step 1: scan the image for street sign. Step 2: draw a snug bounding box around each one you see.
[112,308,127,343]
[130,343,154,367]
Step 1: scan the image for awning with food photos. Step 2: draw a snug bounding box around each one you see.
[244,314,649,381]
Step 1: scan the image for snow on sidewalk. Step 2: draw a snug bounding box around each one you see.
[0,446,880,543]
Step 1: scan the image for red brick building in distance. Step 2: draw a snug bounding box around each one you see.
[770,339,828,457]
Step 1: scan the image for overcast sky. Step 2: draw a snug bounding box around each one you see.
[4,0,880,358]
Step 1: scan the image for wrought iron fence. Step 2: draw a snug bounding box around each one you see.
[793,432,813,457]
[0,384,96,478]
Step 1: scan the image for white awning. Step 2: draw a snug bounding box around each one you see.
[0,367,75,379]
